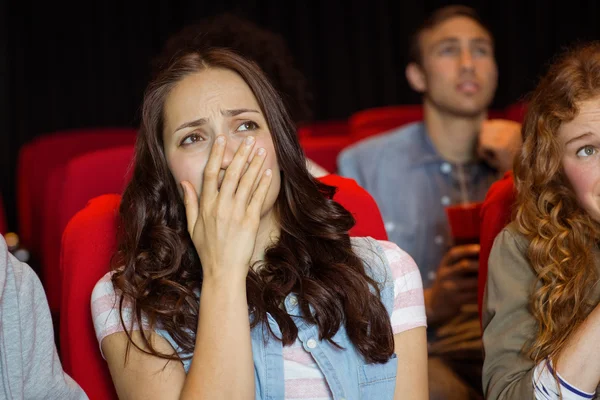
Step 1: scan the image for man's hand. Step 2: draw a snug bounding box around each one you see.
[478,119,522,173]
[425,244,480,327]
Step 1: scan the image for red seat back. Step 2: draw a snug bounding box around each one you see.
[488,109,507,119]
[504,102,528,123]
[60,194,121,400]
[297,120,349,139]
[349,105,423,141]
[42,145,134,313]
[300,136,352,173]
[59,174,387,399]
[16,128,137,254]
[320,174,388,240]
[478,172,516,322]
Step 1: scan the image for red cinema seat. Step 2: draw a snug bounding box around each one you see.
[60,194,121,400]
[42,145,134,314]
[478,171,516,322]
[320,174,388,241]
[300,136,352,173]
[505,102,528,123]
[349,105,423,141]
[16,128,137,256]
[297,120,350,139]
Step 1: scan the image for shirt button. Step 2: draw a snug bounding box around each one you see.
[428,271,437,281]
[289,296,298,306]
[440,162,452,174]
[384,221,396,232]
[441,196,451,206]
[307,338,317,349]
[434,235,444,245]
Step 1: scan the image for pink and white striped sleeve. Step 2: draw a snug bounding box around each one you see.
[90,271,146,357]
[378,240,427,334]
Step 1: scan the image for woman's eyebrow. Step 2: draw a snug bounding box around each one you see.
[174,117,207,133]
[565,132,593,146]
[221,108,260,117]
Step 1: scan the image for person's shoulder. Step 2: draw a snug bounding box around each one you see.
[92,271,117,298]
[91,271,120,320]
[351,237,419,280]
[376,240,420,279]
[487,222,535,284]
[339,122,424,161]
[0,238,43,296]
[497,222,530,253]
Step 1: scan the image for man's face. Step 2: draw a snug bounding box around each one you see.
[413,16,498,118]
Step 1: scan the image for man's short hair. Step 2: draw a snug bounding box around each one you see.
[408,5,493,66]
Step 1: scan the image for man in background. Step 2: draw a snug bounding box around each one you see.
[339,6,521,399]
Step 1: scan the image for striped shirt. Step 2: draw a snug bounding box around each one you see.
[533,360,596,400]
[91,239,426,399]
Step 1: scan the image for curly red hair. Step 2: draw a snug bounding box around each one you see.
[514,42,600,365]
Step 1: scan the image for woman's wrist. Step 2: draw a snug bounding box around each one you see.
[201,265,248,288]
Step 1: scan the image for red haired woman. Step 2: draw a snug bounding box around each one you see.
[483,42,600,399]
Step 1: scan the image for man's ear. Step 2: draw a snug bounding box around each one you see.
[406,62,427,93]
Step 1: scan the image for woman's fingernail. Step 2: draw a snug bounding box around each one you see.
[257,148,266,156]
[265,169,272,176]
[245,136,255,146]
[216,136,225,145]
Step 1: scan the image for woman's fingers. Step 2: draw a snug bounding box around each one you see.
[219,136,256,197]
[247,169,273,216]
[201,135,226,200]
[181,181,199,236]
[235,147,267,205]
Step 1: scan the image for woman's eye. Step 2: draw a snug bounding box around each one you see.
[237,121,259,132]
[576,145,597,158]
[180,133,203,146]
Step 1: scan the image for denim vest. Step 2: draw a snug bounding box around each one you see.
[157,237,398,399]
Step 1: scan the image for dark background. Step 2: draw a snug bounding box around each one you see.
[1,0,599,230]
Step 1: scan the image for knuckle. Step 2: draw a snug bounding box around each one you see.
[227,170,240,181]
[204,166,218,179]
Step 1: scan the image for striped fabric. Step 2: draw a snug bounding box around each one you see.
[91,240,426,399]
[533,360,595,400]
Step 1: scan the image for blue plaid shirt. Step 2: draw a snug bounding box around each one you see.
[338,122,499,288]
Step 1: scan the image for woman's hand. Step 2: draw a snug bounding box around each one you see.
[181,135,273,283]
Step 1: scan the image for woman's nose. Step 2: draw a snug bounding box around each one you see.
[220,135,256,169]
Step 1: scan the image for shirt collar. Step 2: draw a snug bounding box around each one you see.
[408,122,495,175]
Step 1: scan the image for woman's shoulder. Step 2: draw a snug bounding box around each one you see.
[350,237,420,281]
[488,222,535,283]
[91,271,129,344]
[496,222,530,254]
[91,271,118,307]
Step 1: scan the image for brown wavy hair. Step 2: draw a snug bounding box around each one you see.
[112,48,394,365]
[514,42,600,365]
